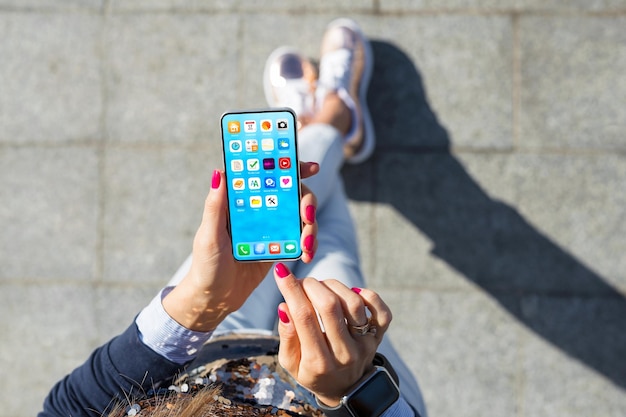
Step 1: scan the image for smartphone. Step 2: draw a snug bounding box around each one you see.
[220,108,302,262]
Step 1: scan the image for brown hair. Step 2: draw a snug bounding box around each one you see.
[107,385,304,417]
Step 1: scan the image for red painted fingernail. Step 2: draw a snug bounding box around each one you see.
[305,205,316,223]
[275,262,290,278]
[303,235,314,252]
[278,307,290,324]
[211,169,221,189]
[351,287,362,294]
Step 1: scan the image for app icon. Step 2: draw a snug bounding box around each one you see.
[277,138,289,150]
[253,243,266,254]
[264,177,276,188]
[284,242,297,254]
[228,121,241,134]
[244,120,256,133]
[277,119,288,130]
[245,139,258,152]
[248,177,261,190]
[237,243,250,256]
[260,120,272,132]
[279,157,291,169]
[269,243,281,254]
[262,138,274,151]
[265,195,278,207]
[247,158,260,171]
[279,176,293,188]
[235,198,245,207]
[250,196,262,208]
[232,178,245,190]
[231,159,244,172]
[229,140,242,152]
[263,158,275,170]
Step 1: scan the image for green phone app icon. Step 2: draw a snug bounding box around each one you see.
[237,243,251,256]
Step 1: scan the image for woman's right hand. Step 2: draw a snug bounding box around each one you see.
[273,262,393,407]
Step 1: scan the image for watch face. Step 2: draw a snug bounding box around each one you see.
[347,370,400,417]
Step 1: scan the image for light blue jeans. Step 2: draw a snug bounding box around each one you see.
[170,123,427,415]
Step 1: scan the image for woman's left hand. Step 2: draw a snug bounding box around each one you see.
[273,262,392,407]
[162,162,319,332]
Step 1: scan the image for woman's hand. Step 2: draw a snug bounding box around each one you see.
[162,162,319,332]
[273,262,392,407]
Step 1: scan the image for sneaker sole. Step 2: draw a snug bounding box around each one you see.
[328,18,375,164]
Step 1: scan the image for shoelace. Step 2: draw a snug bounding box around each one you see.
[275,79,315,118]
[318,48,353,93]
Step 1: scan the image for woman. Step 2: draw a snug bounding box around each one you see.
[39,18,426,417]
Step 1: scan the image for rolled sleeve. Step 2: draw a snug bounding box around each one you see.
[135,287,214,364]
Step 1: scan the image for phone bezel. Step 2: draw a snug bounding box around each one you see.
[220,107,302,263]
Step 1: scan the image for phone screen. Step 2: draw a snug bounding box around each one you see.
[221,108,302,262]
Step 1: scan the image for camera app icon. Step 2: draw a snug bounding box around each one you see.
[276,119,288,130]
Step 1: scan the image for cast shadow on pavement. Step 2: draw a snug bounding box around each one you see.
[343,40,626,389]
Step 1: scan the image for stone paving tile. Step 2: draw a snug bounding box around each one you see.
[108,0,374,13]
[359,15,514,150]
[101,146,218,284]
[368,152,515,291]
[520,296,626,415]
[370,200,476,291]
[108,0,233,11]
[520,16,626,151]
[0,283,98,417]
[0,146,99,281]
[104,13,239,144]
[368,152,626,295]
[94,285,161,341]
[521,298,626,416]
[459,152,626,294]
[380,0,626,12]
[380,289,521,417]
[0,0,102,10]
[0,12,102,143]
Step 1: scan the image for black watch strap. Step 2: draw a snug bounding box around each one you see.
[373,352,399,386]
[316,399,356,417]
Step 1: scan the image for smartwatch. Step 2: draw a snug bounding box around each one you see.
[316,353,401,417]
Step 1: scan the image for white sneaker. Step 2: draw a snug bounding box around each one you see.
[263,46,317,125]
[317,18,375,164]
